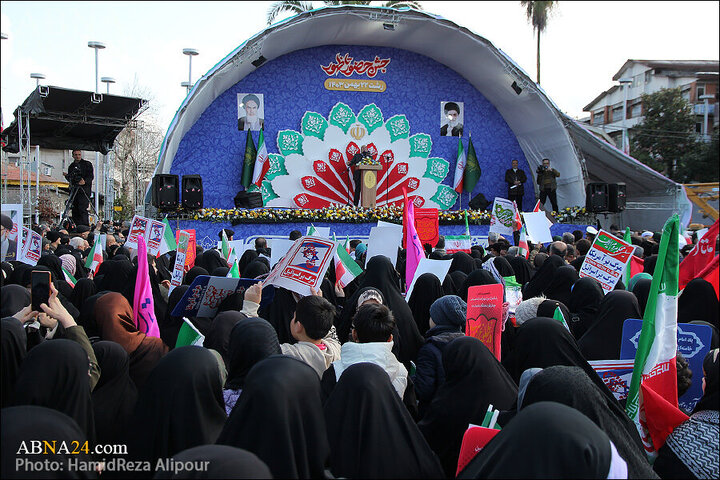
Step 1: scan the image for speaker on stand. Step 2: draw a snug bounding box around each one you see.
[608,183,626,212]
[151,174,179,209]
[586,183,609,213]
[182,175,204,210]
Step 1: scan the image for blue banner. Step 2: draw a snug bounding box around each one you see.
[171,276,275,318]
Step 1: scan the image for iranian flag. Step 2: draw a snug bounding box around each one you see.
[175,318,205,348]
[221,230,232,263]
[252,129,270,187]
[227,255,240,278]
[452,137,466,194]
[84,240,104,275]
[625,214,680,456]
[445,235,471,254]
[623,227,633,286]
[343,235,351,254]
[532,200,541,212]
[61,267,77,287]
[512,201,522,232]
[518,225,529,259]
[157,216,177,256]
[333,234,362,288]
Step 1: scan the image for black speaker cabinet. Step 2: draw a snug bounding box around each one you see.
[469,192,490,211]
[182,175,204,210]
[151,174,179,209]
[234,190,264,209]
[586,183,609,213]
[608,183,626,212]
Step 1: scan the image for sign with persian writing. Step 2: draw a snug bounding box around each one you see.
[579,229,634,294]
[465,284,504,361]
[171,275,274,318]
[265,236,337,296]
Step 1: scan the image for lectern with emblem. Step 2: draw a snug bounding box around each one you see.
[357,163,383,208]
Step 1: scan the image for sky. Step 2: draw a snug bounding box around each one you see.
[1,1,718,135]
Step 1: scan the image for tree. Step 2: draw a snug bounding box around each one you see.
[111,77,164,216]
[520,1,557,85]
[267,0,423,24]
[630,87,708,182]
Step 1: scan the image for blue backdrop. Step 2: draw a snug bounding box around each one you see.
[170,45,534,210]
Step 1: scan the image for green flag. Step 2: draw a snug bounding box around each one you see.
[553,306,569,330]
[227,258,240,278]
[308,224,318,236]
[464,210,470,236]
[241,129,257,188]
[175,318,205,348]
[623,227,632,286]
[463,135,481,192]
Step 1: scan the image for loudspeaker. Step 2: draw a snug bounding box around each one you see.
[234,190,263,209]
[586,183,609,213]
[181,175,204,210]
[469,192,490,211]
[151,174,179,209]
[608,183,626,212]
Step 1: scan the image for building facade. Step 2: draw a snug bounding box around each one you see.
[583,60,719,149]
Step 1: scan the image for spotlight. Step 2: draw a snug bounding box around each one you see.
[251,56,267,68]
[511,81,522,95]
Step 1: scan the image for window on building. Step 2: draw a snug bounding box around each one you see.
[611,103,624,123]
[645,70,653,84]
[696,122,703,134]
[631,102,642,118]
[593,110,605,125]
[681,88,691,101]
[696,83,706,99]
[632,74,643,88]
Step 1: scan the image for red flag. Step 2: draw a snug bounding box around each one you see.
[532,200,541,212]
[512,201,522,232]
[630,256,645,278]
[697,254,719,298]
[640,382,688,451]
[678,220,718,289]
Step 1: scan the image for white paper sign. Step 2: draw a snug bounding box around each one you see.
[169,230,191,295]
[264,236,337,297]
[489,198,516,237]
[270,239,295,267]
[124,215,165,256]
[405,258,453,300]
[19,227,42,266]
[523,211,553,244]
[376,221,403,233]
[579,229,635,294]
[366,226,402,267]
[306,226,331,238]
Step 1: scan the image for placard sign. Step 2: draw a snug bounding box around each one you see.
[265,236,336,297]
[125,215,166,256]
[588,359,635,402]
[579,229,634,294]
[19,227,42,266]
[171,275,275,318]
[620,319,712,412]
[177,229,196,271]
[168,230,190,295]
[465,284,504,361]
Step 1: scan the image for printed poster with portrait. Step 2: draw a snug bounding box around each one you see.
[265,236,337,296]
[238,93,265,131]
[440,101,464,137]
[1,203,23,262]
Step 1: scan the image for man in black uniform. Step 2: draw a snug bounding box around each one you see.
[64,150,94,227]
[504,159,527,211]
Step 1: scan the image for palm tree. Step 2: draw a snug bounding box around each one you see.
[267,0,423,25]
[520,1,557,85]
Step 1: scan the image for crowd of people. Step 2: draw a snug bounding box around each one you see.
[1,216,718,479]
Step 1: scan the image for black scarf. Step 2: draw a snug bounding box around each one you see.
[1,318,27,408]
[457,402,614,479]
[324,362,444,478]
[458,269,497,302]
[1,406,94,479]
[418,336,518,477]
[125,346,226,467]
[508,255,533,286]
[13,339,95,442]
[257,286,297,344]
[70,278,97,311]
[567,276,605,339]
[693,348,718,414]
[91,340,138,444]
[442,270,467,297]
[521,366,657,479]
[632,278,653,316]
[407,272,445,336]
[523,255,565,299]
[204,311,247,366]
[449,251,476,275]
[578,290,641,361]
[492,256,515,277]
[162,285,189,348]
[1,284,30,318]
[197,249,228,273]
[679,278,719,329]
[544,265,579,307]
[217,356,330,479]
[225,317,281,390]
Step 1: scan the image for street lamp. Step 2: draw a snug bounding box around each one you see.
[618,77,633,155]
[30,73,46,87]
[699,94,714,141]
[88,41,105,220]
[101,76,115,94]
[181,81,193,93]
[87,41,105,94]
[183,48,199,94]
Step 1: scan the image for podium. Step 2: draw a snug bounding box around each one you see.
[357,163,383,208]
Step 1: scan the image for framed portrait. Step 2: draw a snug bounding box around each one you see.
[238,93,265,131]
[440,101,464,137]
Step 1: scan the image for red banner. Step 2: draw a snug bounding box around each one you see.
[466,284,504,361]
[414,208,439,248]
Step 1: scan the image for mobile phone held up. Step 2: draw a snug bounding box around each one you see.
[31,271,51,312]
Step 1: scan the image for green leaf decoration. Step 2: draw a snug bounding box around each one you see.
[328,103,356,134]
[261,181,279,204]
[422,157,450,183]
[357,104,384,135]
[277,130,304,156]
[301,112,328,141]
[265,154,288,181]
[385,114,410,143]
[409,133,433,158]
[431,185,459,210]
